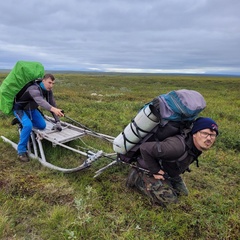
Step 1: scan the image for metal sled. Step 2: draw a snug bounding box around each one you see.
[1,115,118,175]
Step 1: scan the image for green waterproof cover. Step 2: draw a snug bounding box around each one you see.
[0,61,44,114]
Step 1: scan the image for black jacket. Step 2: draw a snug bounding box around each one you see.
[139,134,202,177]
[13,82,59,122]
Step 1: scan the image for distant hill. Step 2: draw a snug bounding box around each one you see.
[0,69,239,77]
[0,69,10,73]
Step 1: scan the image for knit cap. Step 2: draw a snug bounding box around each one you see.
[192,117,218,135]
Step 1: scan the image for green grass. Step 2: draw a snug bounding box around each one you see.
[0,73,239,239]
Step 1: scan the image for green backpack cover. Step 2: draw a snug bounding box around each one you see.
[0,61,44,114]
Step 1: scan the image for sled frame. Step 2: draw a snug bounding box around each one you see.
[1,115,118,175]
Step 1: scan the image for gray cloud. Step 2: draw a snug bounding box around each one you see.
[0,0,240,74]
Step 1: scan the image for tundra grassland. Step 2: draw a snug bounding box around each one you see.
[0,73,239,240]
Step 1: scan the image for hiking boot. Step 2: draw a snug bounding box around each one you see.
[170,177,189,196]
[11,117,22,129]
[126,168,139,188]
[17,152,30,162]
[11,117,20,125]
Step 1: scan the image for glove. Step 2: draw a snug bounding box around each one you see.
[55,121,62,131]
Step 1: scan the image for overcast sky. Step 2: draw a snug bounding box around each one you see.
[0,0,240,74]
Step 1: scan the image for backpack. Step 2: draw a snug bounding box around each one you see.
[152,89,206,123]
[113,89,206,163]
[0,61,44,114]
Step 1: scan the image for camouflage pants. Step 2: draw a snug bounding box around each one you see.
[127,169,178,206]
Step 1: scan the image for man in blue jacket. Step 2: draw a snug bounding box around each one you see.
[13,74,64,162]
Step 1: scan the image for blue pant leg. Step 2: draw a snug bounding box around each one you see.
[31,109,46,130]
[14,110,33,154]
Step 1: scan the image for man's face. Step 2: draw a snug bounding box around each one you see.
[193,128,217,151]
[42,77,55,91]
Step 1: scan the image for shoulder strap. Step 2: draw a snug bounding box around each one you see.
[175,134,188,160]
[178,133,200,168]
[15,78,42,100]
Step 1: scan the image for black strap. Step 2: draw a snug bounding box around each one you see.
[15,78,42,100]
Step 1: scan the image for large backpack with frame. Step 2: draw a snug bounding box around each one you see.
[113,89,206,163]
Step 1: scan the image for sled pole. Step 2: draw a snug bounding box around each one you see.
[94,160,118,178]
[63,114,91,131]
[62,113,115,142]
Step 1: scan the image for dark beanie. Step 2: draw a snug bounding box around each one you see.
[192,117,218,135]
